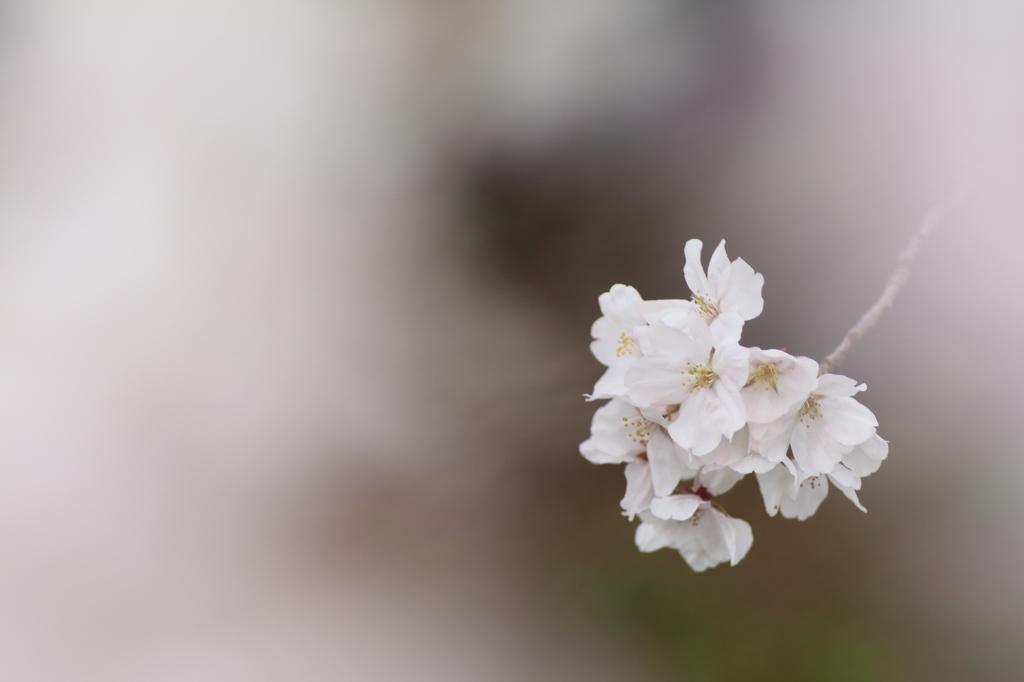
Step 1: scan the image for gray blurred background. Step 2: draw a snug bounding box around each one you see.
[0,1,1021,680]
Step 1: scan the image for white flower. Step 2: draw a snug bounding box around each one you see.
[752,374,878,476]
[635,505,753,571]
[626,318,749,456]
[579,398,699,496]
[588,286,694,401]
[755,461,827,520]
[840,433,889,478]
[755,458,868,520]
[683,239,764,323]
[588,285,647,400]
[741,348,819,424]
[580,237,892,571]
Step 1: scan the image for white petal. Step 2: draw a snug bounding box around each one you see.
[710,340,750,391]
[704,508,737,564]
[581,398,649,463]
[697,467,745,496]
[589,317,639,366]
[679,312,714,349]
[707,240,731,288]
[589,363,631,401]
[791,418,844,476]
[683,239,709,300]
[648,304,703,332]
[820,395,878,446]
[788,355,821,391]
[741,350,819,424]
[718,257,764,321]
[709,312,744,347]
[597,284,646,322]
[755,463,794,516]
[780,475,829,520]
[724,515,753,565]
[621,460,654,519]
[728,452,777,474]
[650,494,703,521]
[678,515,725,571]
[706,382,747,440]
[828,474,867,513]
[578,439,611,464]
[647,428,695,497]
[678,505,752,571]
[641,298,697,324]
[841,434,889,477]
[749,410,797,463]
[635,519,677,552]
[668,390,723,456]
[825,463,861,490]
[699,425,750,468]
[815,373,865,398]
[624,356,692,408]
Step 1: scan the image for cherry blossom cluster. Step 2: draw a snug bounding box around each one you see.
[580,240,888,571]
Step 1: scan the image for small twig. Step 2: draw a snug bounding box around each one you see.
[818,187,966,375]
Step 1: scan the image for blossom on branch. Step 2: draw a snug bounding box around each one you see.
[579,237,892,570]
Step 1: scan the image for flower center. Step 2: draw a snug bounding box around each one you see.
[745,363,780,391]
[682,363,717,392]
[620,414,654,446]
[798,396,823,425]
[691,295,720,322]
[615,332,638,358]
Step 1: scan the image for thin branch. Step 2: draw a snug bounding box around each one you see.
[818,187,966,375]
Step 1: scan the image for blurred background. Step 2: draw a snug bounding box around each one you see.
[0,1,1022,680]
